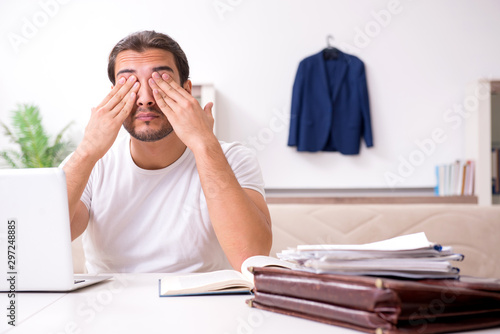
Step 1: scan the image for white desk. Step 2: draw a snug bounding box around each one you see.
[2,274,500,334]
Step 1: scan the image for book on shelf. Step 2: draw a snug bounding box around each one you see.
[493,147,500,195]
[435,160,475,196]
[158,255,294,296]
[434,165,440,196]
[277,232,463,279]
[466,160,475,195]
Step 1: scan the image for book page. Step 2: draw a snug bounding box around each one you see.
[160,270,251,295]
[240,255,295,282]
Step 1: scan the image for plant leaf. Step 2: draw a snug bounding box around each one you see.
[0,150,21,168]
[0,104,74,168]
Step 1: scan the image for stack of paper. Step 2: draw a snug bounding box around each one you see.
[277,232,464,279]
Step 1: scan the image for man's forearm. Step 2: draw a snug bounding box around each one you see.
[63,145,97,225]
[192,138,272,271]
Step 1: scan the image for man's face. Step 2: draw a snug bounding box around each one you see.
[114,48,186,142]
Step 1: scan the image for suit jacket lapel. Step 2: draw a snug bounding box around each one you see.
[319,50,348,105]
[316,51,333,112]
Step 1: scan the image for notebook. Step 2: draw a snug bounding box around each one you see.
[0,167,111,291]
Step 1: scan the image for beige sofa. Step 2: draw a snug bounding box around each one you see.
[72,204,500,278]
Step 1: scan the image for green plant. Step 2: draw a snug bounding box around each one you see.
[0,104,74,168]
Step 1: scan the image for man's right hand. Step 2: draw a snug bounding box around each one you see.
[80,75,140,161]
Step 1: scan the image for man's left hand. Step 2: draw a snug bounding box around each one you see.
[149,72,215,151]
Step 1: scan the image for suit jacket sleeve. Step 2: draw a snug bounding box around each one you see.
[288,62,304,147]
[359,62,373,147]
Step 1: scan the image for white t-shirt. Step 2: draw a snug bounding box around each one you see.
[76,135,265,274]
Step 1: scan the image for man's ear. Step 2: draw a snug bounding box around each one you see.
[183,80,192,95]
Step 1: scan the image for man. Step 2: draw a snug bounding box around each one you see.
[63,30,272,274]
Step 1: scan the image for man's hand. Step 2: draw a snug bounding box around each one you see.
[148,72,215,151]
[81,75,140,161]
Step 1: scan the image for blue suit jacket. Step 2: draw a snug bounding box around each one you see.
[288,50,373,154]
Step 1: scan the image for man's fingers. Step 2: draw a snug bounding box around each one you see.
[109,81,140,119]
[149,77,179,115]
[160,73,192,99]
[204,102,214,116]
[102,76,138,114]
[115,91,138,123]
[95,76,127,110]
[151,72,189,104]
[152,88,175,117]
[148,78,168,100]
[204,102,215,131]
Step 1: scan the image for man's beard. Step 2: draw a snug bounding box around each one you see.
[123,108,174,142]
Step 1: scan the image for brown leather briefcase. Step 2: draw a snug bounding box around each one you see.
[247,267,500,334]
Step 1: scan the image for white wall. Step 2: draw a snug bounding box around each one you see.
[1,0,499,190]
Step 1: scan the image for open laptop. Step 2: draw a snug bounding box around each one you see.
[0,167,111,291]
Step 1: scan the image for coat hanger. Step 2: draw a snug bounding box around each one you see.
[323,34,339,60]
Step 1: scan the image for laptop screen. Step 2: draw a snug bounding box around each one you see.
[0,168,75,291]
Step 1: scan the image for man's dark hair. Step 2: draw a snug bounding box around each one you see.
[107,30,189,85]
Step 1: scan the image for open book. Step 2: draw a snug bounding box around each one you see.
[158,256,294,297]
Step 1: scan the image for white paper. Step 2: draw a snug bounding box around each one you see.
[295,232,434,252]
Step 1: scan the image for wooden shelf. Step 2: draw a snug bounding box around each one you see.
[266,196,478,205]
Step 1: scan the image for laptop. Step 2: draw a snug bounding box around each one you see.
[0,167,111,291]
